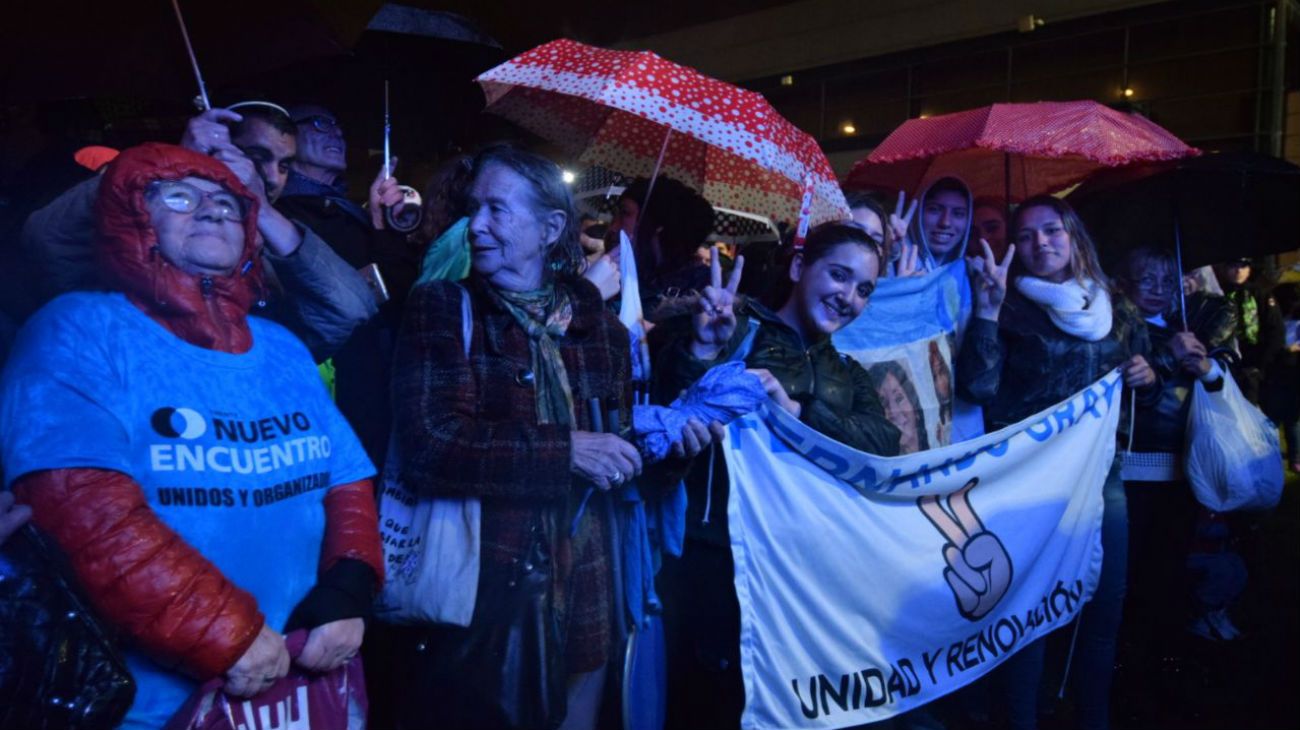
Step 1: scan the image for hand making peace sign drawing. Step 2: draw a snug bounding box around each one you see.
[917,478,1014,622]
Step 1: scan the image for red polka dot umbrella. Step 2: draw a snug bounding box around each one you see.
[844,101,1199,201]
[476,39,848,226]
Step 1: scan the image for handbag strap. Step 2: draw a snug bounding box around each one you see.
[457,283,472,358]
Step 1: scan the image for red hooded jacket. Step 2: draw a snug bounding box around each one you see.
[14,143,383,680]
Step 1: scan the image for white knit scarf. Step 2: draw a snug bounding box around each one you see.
[1014,276,1113,341]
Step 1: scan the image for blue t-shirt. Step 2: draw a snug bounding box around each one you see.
[0,292,374,729]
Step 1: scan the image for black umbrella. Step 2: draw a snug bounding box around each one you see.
[1068,150,1300,272]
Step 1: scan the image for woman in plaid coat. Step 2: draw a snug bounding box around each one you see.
[389,145,715,730]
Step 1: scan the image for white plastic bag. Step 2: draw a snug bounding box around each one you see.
[375,285,480,626]
[1184,370,1284,511]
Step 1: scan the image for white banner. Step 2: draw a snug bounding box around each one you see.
[725,372,1122,729]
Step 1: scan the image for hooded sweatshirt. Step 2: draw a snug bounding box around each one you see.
[909,176,974,272]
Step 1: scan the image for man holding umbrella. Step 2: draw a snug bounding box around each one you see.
[21,103,379,361]
[277,103,421,465]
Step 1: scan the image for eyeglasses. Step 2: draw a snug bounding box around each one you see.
[146,180,246,222]
[294,115,341,134]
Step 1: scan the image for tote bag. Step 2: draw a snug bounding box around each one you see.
[375,285,480,626]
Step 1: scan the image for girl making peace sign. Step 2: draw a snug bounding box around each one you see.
[957,195,1158,730]
[652,221,902,730]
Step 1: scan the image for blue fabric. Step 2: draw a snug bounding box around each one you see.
[617,361,766,630]
[1000,458,1126,730]
[0,292,374,729]
[631,361,767,460]
[280,169,369,226]
[624,615,669,730]
[832,260,986,445]
[415,216,471,286]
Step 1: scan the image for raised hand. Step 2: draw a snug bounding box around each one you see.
[369,156,404,230]
[210,144,267,202]
[690,247,745,361]
[181,108,243,156]
[894,238,924,278]
[918,478,1013,621]
[581,252,621,301]
[889,190,919,252]
[969,239,1015,321]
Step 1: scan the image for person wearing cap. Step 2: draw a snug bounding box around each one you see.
[20,104,377,361]
[1214,257,1286,404]
[277,103,421,464]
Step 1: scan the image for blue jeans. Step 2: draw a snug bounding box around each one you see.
[1001,459,1128,730]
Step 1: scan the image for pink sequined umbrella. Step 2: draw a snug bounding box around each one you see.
[476,39,848,226]
[844,101,1198,201]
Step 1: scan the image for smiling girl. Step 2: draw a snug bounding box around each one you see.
[958,194,1158,730]
[653,221,901,729]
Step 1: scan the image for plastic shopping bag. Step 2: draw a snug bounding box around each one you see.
[1184,370,1284,511]
[164,630,367,730]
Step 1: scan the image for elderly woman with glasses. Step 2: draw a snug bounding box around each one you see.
[0,143,383,728]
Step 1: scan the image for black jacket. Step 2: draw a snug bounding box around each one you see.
[1220,281,1286,406]
[1134,293,1236,454]
[957,286,1158,433]
[654,300,901,544]
[276,191,419,465]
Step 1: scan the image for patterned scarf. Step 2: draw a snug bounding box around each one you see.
[489,284,576,426]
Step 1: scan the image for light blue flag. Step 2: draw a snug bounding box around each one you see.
[833,261,983,451]
[726,372,1122,729]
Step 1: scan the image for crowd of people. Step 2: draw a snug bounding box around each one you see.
[0,94,1295,730]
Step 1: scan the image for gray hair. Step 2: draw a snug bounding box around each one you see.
[470,144,582,278]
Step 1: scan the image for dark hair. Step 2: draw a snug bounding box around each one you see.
[765,222,883,308]
[927,338,953,421]
[843,189,882,213]
[621,176,714,277]
[469,144,582,278]
[971,196,1006,217]
[841,188,895,261]
[867,360,930,452]
[230,103,296,138]
[1115,246,1175,282]
[1010,195,1109,289]
[418,154,473,243]
[925,177,969,203]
